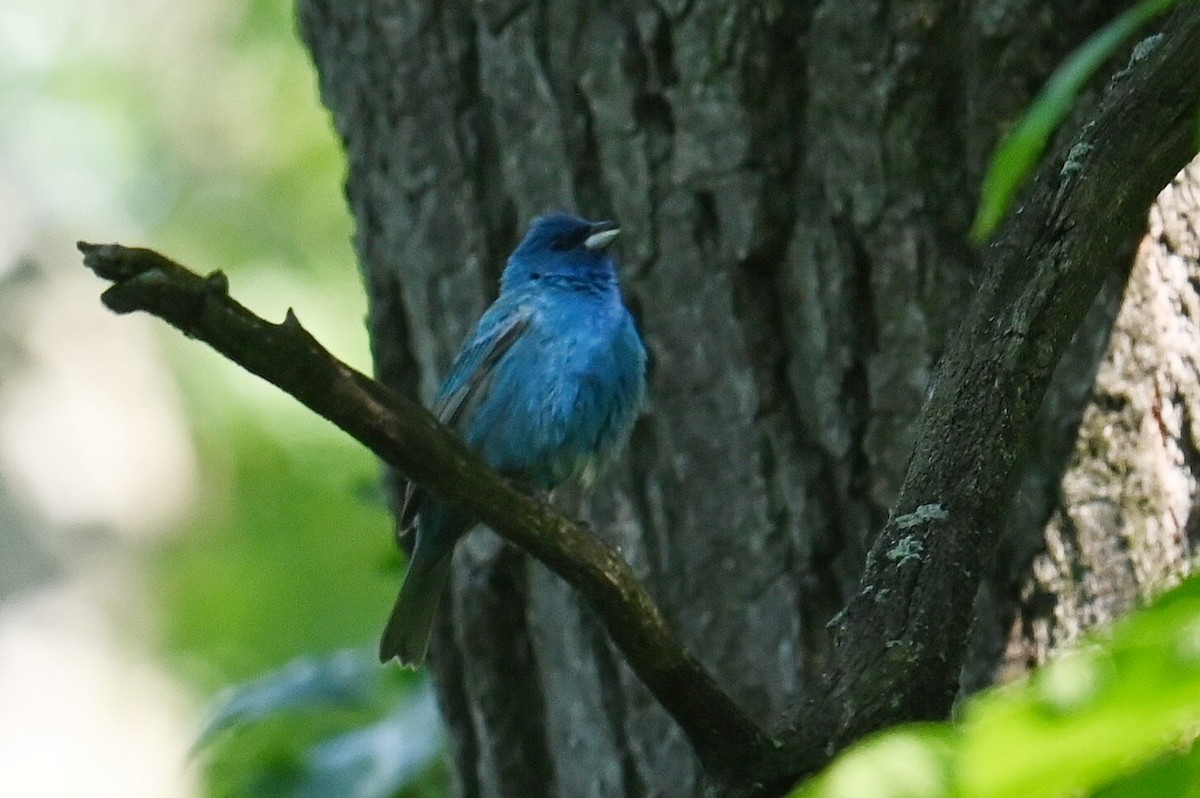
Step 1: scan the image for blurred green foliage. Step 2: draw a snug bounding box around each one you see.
[197,651,447,798]
[790,573,1200,798]
[91,0,381,676]
[152,424,397,686]
[36,0,446,793]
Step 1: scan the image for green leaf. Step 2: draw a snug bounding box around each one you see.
[958,578,1200,797]
[289,688,444,798]
[196,649,378,750]
[789,576,1200,798]
[787,726,955,798]
[1092,743,1200,798]
[970,0,1182,242]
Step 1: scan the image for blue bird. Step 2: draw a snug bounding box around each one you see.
[379,213,647,666]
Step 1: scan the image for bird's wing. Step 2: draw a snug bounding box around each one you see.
[433,310,532,431]
[397,306,533,533]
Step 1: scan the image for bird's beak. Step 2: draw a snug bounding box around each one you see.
[584,221,620,251]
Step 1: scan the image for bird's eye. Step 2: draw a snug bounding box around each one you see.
[529,272,541,280]
[549,229,589,251]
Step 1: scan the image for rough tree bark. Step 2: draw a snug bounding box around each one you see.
[996,158,1200,679]
[294,2,1200,796]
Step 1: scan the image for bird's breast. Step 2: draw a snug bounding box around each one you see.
[472,295,644,488]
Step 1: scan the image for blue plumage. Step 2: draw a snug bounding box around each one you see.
[380,213,647,665]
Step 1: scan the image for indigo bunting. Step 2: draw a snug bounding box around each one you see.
[379,213,647,666]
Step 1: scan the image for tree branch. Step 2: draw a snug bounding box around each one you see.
[772,1,1200,784]
[76,241,776,785]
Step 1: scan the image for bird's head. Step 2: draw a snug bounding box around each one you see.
[501,213,621,293]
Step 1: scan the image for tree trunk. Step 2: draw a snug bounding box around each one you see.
[995,158,1200,681]
[296,2,1197,795]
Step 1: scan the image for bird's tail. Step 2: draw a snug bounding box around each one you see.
[379,552,453,667]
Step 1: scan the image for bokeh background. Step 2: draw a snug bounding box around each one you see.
[0,1,438,794]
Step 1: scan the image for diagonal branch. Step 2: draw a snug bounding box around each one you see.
[76,241,776,786]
